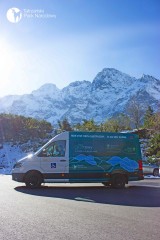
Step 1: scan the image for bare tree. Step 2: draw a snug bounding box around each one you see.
[126,97,144,129]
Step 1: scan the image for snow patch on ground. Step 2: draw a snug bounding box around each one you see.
[0,143,27,174]
[144,175,160,179]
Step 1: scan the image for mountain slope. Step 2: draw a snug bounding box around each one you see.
[0,68,159,125]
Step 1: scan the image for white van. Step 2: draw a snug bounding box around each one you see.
[12,131,144,188]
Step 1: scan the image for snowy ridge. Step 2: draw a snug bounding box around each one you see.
[0,68,160,125]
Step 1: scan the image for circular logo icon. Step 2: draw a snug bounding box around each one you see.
[6,8,22,23]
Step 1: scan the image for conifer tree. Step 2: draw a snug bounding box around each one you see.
[144,106,154,128]
[58,118,72,131]
[147,134,160,158]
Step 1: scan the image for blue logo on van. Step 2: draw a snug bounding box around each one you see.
[51,163,56,168]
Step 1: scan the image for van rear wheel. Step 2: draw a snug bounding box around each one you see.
[25,171,42,189]
[111,174,126,189]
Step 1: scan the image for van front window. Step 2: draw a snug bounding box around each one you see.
[38,140,66,157]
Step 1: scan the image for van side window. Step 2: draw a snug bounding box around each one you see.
[39,140,66,157]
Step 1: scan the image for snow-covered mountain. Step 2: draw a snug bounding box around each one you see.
[0,68,160,125]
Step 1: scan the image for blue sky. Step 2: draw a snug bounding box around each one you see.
[0,0,160,97]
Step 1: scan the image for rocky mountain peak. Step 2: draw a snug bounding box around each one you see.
[140,74,160,84]
[0,68,159,125]
[92,68,135,90]
[31,83,60,98]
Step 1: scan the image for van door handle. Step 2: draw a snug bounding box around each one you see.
[60,159,66,162]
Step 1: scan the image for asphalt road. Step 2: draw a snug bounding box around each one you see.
[0,176,160,240]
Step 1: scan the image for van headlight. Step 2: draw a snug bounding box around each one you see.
[13,162,23,168]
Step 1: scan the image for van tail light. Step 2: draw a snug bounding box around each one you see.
[138,160,143,170]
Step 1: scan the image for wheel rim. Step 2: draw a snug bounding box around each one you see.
[29,176,38,186]
[115,177,124,187]
[112,175,125,188]
[26,175,40,187]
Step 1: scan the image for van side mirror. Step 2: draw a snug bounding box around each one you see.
[38,149,47,157]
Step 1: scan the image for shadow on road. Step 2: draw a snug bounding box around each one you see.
[14,185,160,207]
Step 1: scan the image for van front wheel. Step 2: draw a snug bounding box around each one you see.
[111,174,126,189]
[25,171,42,189]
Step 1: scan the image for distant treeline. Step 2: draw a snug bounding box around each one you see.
[0,114,53,144]
[0,105,160,160]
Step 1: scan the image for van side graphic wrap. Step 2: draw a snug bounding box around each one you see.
[69,132,141,174]
[70,154,138,172]
[108,156,138,172]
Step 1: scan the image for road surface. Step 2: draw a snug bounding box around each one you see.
[0,175,160,240]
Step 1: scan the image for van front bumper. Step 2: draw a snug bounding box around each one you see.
[12,173,25,182]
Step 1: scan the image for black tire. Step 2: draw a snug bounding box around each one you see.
[111,174,126,189]
[25,171,42,189]
[153,169,159,177]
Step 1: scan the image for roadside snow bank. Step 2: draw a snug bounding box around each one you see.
[0,143,27,174]
[144,175,160,179]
